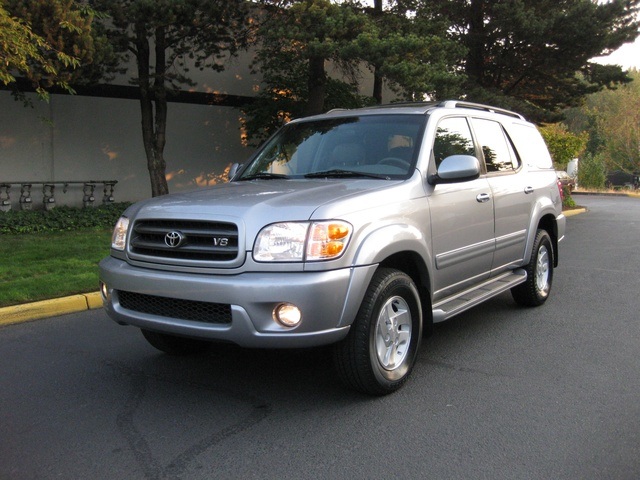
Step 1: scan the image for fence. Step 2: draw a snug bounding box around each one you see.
[0,181,117,212]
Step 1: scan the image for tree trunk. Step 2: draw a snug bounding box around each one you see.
[304,55,327,117]
[152,25,168,196]
[466,0,486,86]
[372,0,383,104]
[134,21,169,197]
[373,70,383,104]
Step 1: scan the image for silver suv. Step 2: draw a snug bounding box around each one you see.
[99,101,565,395]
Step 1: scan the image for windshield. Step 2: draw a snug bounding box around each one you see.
[237,114,426,180]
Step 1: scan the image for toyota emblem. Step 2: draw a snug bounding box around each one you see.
[164,231,185,248]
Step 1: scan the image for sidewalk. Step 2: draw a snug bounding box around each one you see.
[0,292,102,327]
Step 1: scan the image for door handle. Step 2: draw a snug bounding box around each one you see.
[476,193,491,203]
[524,186,534,194]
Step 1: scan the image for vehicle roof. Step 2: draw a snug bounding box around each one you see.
[293,100,527,123]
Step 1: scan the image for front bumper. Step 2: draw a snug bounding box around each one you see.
[99,256,376,348]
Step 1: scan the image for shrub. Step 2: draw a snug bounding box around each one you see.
[562,186,576,208]
[578,152,606,190]
[0,202,131,235]
[539,123,587,171]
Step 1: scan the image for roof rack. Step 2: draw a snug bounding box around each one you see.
[438,100,525,120]
[365,101,439,109]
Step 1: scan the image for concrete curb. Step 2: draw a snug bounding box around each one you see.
[0,292,102,327]
[572,191,640,198]
[563,208,587,217]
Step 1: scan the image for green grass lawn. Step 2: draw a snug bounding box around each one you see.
[0,229,112,307]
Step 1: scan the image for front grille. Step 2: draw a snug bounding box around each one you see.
[130,219,238,262]
[117,290,232,324]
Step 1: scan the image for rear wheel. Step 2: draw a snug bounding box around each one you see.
[511,229,554,307]
[141,329,210,355]
[333,268,422,395]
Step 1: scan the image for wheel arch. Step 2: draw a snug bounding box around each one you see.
[351,224,433,331]
[537,213,559,267]
[379,251,433,331]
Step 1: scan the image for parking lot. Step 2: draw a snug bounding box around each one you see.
[1,194,639,480]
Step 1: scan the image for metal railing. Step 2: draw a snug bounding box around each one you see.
[0,181,117,212]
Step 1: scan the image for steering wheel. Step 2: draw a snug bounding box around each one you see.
[378,157,411,169]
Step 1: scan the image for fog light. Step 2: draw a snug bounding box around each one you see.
[99,281,110,302]
[273,303,302,327]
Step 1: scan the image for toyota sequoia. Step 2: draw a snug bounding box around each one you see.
[99,101,566,395]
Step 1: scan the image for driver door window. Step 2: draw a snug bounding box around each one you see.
[433,117,476,168]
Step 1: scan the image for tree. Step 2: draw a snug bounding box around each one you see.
[243,0,372,141]
[244,0,462,142]
[255,0,370,117]
[422,0,640,121]
[572,69,640,175]
[364,0,458,103]
[90,0,250,197]
[0,1,96,101]
[357,0,465,102]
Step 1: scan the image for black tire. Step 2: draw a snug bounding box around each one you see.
[333,268,422,395]
[141,329,210,356]
[511,229,554,307]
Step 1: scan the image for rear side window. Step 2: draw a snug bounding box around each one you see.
[471,118,520,173]
[507,123,554,169]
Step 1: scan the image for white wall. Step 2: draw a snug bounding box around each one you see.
[0,91,254,209]
[0,50,391,210]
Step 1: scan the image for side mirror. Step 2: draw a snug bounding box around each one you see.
[228,163,242,181]
[428,155,480,185]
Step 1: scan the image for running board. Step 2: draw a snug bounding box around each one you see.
[432,269,527,323]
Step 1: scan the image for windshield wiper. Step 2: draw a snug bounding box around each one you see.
[238,172,290,181]
[304,169,390,180]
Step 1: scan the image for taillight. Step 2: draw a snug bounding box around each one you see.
[557,180,564,202]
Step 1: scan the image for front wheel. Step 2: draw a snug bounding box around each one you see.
[511,229,554,307]
[141,329,211,355]
[333,268,422,395]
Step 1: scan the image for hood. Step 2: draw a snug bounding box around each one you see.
[128,178,404,236]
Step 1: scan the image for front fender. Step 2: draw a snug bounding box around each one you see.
[352,223,432,269]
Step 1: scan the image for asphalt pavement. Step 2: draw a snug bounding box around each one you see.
[1,194,639,480]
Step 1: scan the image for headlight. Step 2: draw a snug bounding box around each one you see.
[253,222,308,261]
[111,216,130,251]
[253,221,352,262]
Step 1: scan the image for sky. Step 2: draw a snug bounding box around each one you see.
[592,37,640,70]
